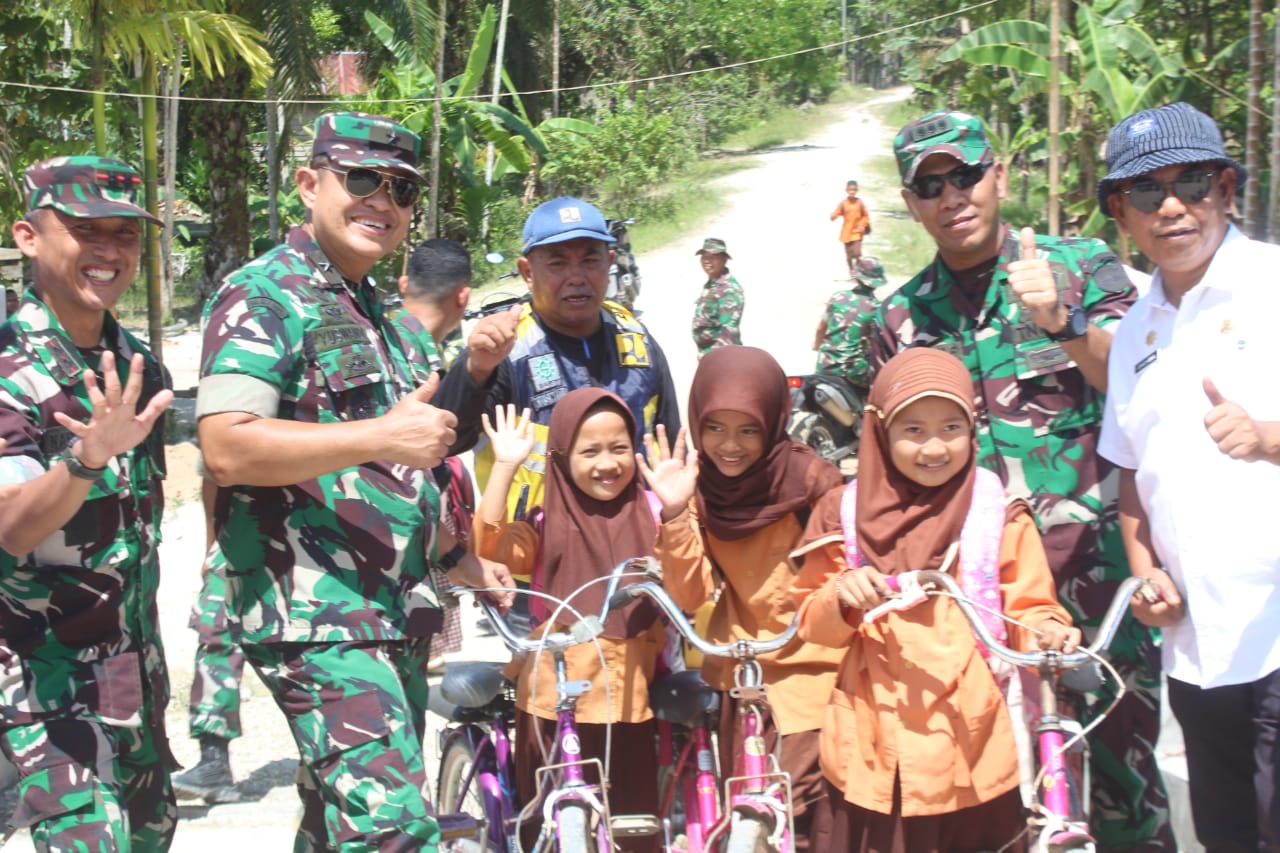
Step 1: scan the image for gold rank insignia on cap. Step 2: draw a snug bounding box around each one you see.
[1145,330,1157,346]
[1220,319,1233,334]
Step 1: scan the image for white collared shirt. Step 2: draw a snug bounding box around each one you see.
[1100,225,1280,688]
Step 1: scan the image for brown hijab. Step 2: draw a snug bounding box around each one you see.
[854,347,979,574]
[540,387,658,638]
[690,346,841,541]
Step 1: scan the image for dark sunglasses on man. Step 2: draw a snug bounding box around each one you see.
[907,161,994,200]
[320,165,421,208]
[1120,168,1216,214]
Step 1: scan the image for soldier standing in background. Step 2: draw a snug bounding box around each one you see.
[812,255,885,390]
[197,112,512,851]
[0,156,176,850]
[691,237,744,357]
[868,110,1172,850]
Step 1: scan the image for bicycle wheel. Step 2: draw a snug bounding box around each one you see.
[554,802,597,853]
[437,734,499,852]
[724,812,771,853]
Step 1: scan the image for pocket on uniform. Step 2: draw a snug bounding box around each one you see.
[314,343,386,421]
[296,687,394,769]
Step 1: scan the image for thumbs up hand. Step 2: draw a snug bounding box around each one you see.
[380,371,458,468]
[1203,377,1268,461]
[1007,227,1069,334]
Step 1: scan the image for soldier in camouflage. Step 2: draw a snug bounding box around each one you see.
[0,156,177,850]
[812,255,885,388]
[197,112,513,852]
[691,237,744,357]
[868,110,1171,850]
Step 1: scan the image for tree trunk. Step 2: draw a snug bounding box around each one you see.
[1269,0,1280,243]
[142,52,164,364]
[429,0,447,239]
[161,56,181,322]
[190,67,254,305]
[266,79,281,245]
[1244,0,1263,235]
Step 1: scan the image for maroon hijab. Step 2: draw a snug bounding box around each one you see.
[855,347,978,574]
[690,346,840,541]
[541,387,658,638]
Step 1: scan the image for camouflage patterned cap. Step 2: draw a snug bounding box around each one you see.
[854,255,886,285]
[312,112,423,182]
[893,110,994,185]
[24,155,161,223]
[695,237,731,258]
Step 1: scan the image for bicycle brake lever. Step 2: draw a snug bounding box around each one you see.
[864,574,929,623]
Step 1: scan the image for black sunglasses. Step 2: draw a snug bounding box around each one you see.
[1120,169,1217,214]
[907,161,993,199]
[320,165,420,208]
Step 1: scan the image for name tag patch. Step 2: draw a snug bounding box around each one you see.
[1134,351,1157,375]
[528,354,563,393]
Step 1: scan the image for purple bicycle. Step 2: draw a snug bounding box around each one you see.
[880,570,1150,853]
[436,560,661,853]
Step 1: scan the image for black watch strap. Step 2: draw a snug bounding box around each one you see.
[64,438,107,481]
[1047,304,1088,343]
[437,544,468,570]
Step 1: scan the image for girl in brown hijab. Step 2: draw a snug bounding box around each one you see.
[641,345,844,850]
[790,347,1079,853]
[474,388,662,852]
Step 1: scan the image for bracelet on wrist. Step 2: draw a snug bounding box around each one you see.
[64,438,107,482]
[437,543,468,571]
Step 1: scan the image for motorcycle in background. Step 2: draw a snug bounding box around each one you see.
[605,217,641,311]
[786,373,865,468]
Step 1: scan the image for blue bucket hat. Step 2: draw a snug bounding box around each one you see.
[1098,102,1246,215]
[522,197,615,254]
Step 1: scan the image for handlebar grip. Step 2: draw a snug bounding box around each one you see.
[883,574,902,593]
[607,585,639,613]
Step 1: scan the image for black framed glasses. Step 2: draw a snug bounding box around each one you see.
[907,161,993,199]
[320,165,420,208]
[1120,169,1217,214]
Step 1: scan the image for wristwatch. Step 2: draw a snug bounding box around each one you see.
[63,438,107,482]
[437,543,468,570]
[1046,304,1088,343]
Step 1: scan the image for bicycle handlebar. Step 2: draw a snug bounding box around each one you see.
[608,580,799,661]
[883,570,1146,671]
[440,557,656,656]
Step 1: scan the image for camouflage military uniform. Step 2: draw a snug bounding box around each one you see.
[692,271,744,356]
[186,548,245,741]
[869,225,1171,851]
[815,259,885,387]
[0,293,176,851]
[199,225,443,851]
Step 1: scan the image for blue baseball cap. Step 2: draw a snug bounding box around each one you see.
[521,197,615,254]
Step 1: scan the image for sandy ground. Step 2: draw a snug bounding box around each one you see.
[1,88,1199,850]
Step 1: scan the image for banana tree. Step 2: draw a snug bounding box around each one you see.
[937,0,1184,237]
[356,5,596,243]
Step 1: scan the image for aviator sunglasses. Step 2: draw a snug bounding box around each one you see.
[320,165,420,208]
[907,161,993,199]
[1120,169,1217,214]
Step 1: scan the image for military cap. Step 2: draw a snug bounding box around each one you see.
[312,112,424,182]
[854,255,886,285]
[695,238,731,258]
[24,155,161,224]
[893,110,994,185]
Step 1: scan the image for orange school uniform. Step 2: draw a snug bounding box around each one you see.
[831,197,870,243]
[472,518,664,725]
[791,506,1071,816]
[654,501,842,735]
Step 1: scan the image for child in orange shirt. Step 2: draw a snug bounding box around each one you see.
[830,179,871,275]
[791,348,1080,852]
[474,389,663,852]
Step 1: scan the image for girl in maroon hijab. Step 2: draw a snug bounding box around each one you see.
[641,345,844,849]
[474,388,662,851]
[791,347,1079,852]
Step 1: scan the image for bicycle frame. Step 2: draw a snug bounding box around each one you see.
[439,721,518,852]
[880,571,1146,853]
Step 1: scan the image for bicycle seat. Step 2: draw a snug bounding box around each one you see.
[649,670,720,726]
[441,661,509,709]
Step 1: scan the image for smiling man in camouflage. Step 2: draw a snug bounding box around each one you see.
[0,156,176,850]
[198,111,512,852]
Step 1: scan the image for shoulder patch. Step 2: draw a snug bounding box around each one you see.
[246,296,290,320]
[1090,254,1131,293]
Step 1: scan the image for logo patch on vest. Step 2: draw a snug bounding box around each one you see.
[616,333,650,367]
[528,353,563,393]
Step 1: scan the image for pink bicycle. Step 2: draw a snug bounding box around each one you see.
[881,570,1150,853]
[611,575,799,853]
